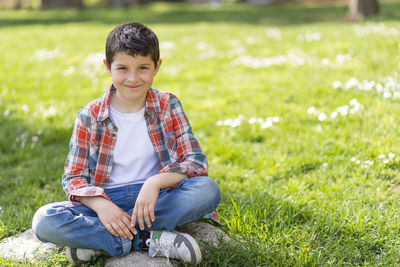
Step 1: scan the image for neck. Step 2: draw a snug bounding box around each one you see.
[110,91,146,113]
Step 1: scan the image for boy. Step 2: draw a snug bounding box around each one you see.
[32,22,221,265]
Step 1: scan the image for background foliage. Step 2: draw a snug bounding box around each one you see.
[1,1,400,266]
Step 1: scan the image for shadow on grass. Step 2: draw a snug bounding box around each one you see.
[0,2,399,28]
[0,113,70,239]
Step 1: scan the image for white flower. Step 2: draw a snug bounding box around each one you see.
[4,109,10,116]
[383,91,392,98]
[330,112,338,119]
[21,105,29,113]
[349,98,358,106]
[298,32,321,42]
[198,50,218,60]
[337,105,349,116]
[31,136,39,142]
[378,154,386,159]
[345,78,359,89]
[34,47,62,61]
[351,157,357,162]
[226,46,247,57]
[322,163,328,168]
[307,106,316,114]
[160,41,175,50]
[248,117,257,124]
[272,117,280,123]
[332,81,342,89]
[84,52,104,66]
[265,28,282,41]
[321,58,331,66]
[42,106,57,118]
[231,120,241,127]
[63,66,75,76]
[196,42,210,50]
[233,50,311,69]
[318,113,327,121]
[383,159,389,164]
[336,54,352,65]
[261,121,273,129]
[376,83,383,92]
[245,37,256,45]
[389,152,395,159]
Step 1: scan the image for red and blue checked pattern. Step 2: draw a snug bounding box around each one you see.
[62,86,208,202]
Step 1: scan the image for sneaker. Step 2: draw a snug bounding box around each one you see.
[146,230,202,264]
[65,247,102,265]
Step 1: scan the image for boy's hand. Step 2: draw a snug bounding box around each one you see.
[131,179,160,231]
[80,196,137,239]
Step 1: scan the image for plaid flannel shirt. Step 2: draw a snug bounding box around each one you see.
[62,85,208,202]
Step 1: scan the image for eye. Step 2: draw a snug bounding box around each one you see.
[140,66,149,70]
[117,67,127,70]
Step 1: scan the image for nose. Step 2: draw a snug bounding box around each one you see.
[127,70,138,82]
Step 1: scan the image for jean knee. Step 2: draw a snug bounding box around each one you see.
[32,203,62,242]
[32,205,49,241]
[195,177,221,208]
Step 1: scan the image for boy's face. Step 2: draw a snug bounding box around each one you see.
[104,52,161,109]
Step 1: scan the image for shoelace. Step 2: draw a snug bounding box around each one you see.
[146,238,180,264]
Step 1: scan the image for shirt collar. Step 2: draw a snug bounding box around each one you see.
[96,85,161,122]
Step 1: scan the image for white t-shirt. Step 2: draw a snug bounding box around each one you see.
[104,105,162,189]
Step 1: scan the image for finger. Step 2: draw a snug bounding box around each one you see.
[105,223,118,237]
[124,212,136,235]
[130,210,138,235]
[131,208,137,230]
[111,222,127,238]
[117,220,133,240]
[149,204,155,223]
[121,216,134,240]
[137,208,145,231]
[143,207,152,228]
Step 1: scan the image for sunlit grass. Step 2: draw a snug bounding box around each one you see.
[1,1,400,266]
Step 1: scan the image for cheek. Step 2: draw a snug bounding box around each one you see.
[111,73,124,83]
[143,73,155,83]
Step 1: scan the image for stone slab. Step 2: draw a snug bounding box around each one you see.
[0,229,57,260]
[0,222,230,266]
[105,251,178,267]
[105,222,231,266]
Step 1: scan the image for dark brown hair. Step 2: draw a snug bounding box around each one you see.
[105,22,159,67]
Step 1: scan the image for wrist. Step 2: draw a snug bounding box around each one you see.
[145,176,162,189]
[80,196,109,213]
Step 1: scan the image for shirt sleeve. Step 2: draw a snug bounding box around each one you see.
[61,108,109,202]
[159,95,208,178]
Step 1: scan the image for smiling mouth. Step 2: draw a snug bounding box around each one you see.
[125,84,141,90]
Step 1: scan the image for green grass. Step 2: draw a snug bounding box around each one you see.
[1,1,400,266]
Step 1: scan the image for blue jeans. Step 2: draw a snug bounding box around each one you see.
[32,176,220,256]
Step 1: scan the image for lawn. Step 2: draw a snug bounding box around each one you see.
[1,1,400,266]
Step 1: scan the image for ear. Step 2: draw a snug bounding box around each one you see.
[153,59,162,77]
[103,59,111,75]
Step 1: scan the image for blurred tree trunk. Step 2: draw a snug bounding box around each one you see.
[110,0,121,7]
[13,0,22,9]
[349,0,380,20]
